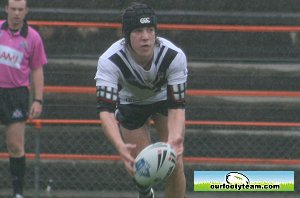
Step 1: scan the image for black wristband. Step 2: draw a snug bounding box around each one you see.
[33,99,43,105]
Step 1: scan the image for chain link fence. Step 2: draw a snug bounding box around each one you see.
[1,89,300,197]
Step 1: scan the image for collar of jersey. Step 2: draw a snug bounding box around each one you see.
[1,20,28,38]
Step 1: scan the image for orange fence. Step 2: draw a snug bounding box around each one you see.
[27,118,300,129]
[28,20,300,32]
[44,85,300,97]
[1,152,300,166]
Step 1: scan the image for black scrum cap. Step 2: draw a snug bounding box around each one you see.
[122,3,157,44]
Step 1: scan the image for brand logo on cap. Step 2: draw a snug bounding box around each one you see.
[140,17,151,24]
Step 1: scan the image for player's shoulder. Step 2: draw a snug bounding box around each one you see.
[99,39,125,60]
[157,37,185,55]
[157,37,187,63]
[27,25,43,40]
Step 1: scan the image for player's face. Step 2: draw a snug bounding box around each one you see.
[130,26,156,59]
[5,0,28,29]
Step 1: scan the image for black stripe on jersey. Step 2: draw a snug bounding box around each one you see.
[158,47,178,73]
[119,50,129,62]
[109,52,148,89]
[119,50,145,85]
[109,52,131,79]
[155,45,165,65]
[153,47,178,87]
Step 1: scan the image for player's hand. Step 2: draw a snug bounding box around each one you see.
[118,143,136,176]
[29,101,43,119]
[168,140,184,159]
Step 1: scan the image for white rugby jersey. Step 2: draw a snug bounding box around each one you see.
[95,37,187,105]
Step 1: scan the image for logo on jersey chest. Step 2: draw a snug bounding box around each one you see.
[0,45,23,69]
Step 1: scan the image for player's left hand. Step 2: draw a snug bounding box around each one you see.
[118,143,136,176]
[29,102,43,119]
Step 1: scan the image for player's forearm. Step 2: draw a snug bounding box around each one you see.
[99,111,125,150]
[31,67,44,100]
[167,108,186,146]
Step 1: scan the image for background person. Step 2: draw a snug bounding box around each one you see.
[95,3,187,198]
[0,0,47,197]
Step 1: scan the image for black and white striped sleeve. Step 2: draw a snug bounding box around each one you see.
[96,86,118,113]
[167,83,186,109]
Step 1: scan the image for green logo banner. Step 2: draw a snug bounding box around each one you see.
[194,171,294,192]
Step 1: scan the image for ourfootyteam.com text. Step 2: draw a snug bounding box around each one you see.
[210,183,280,191]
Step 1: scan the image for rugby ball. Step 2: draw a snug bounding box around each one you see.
[134,142,177,187]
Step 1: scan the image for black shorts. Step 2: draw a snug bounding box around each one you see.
[0,87,29,125]
[115,101,168,130]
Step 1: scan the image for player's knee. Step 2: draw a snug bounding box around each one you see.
[6,142,24,156]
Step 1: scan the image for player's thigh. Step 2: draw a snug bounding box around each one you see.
[152,113,169,142]
[120,122,151,157]
[6,122,26,145]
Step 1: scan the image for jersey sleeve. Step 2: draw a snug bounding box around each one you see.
[95,57,119,113]
[95,58,119,88]
[167,51,188,85]
[166,51,188,109]
[29,30,47,69]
